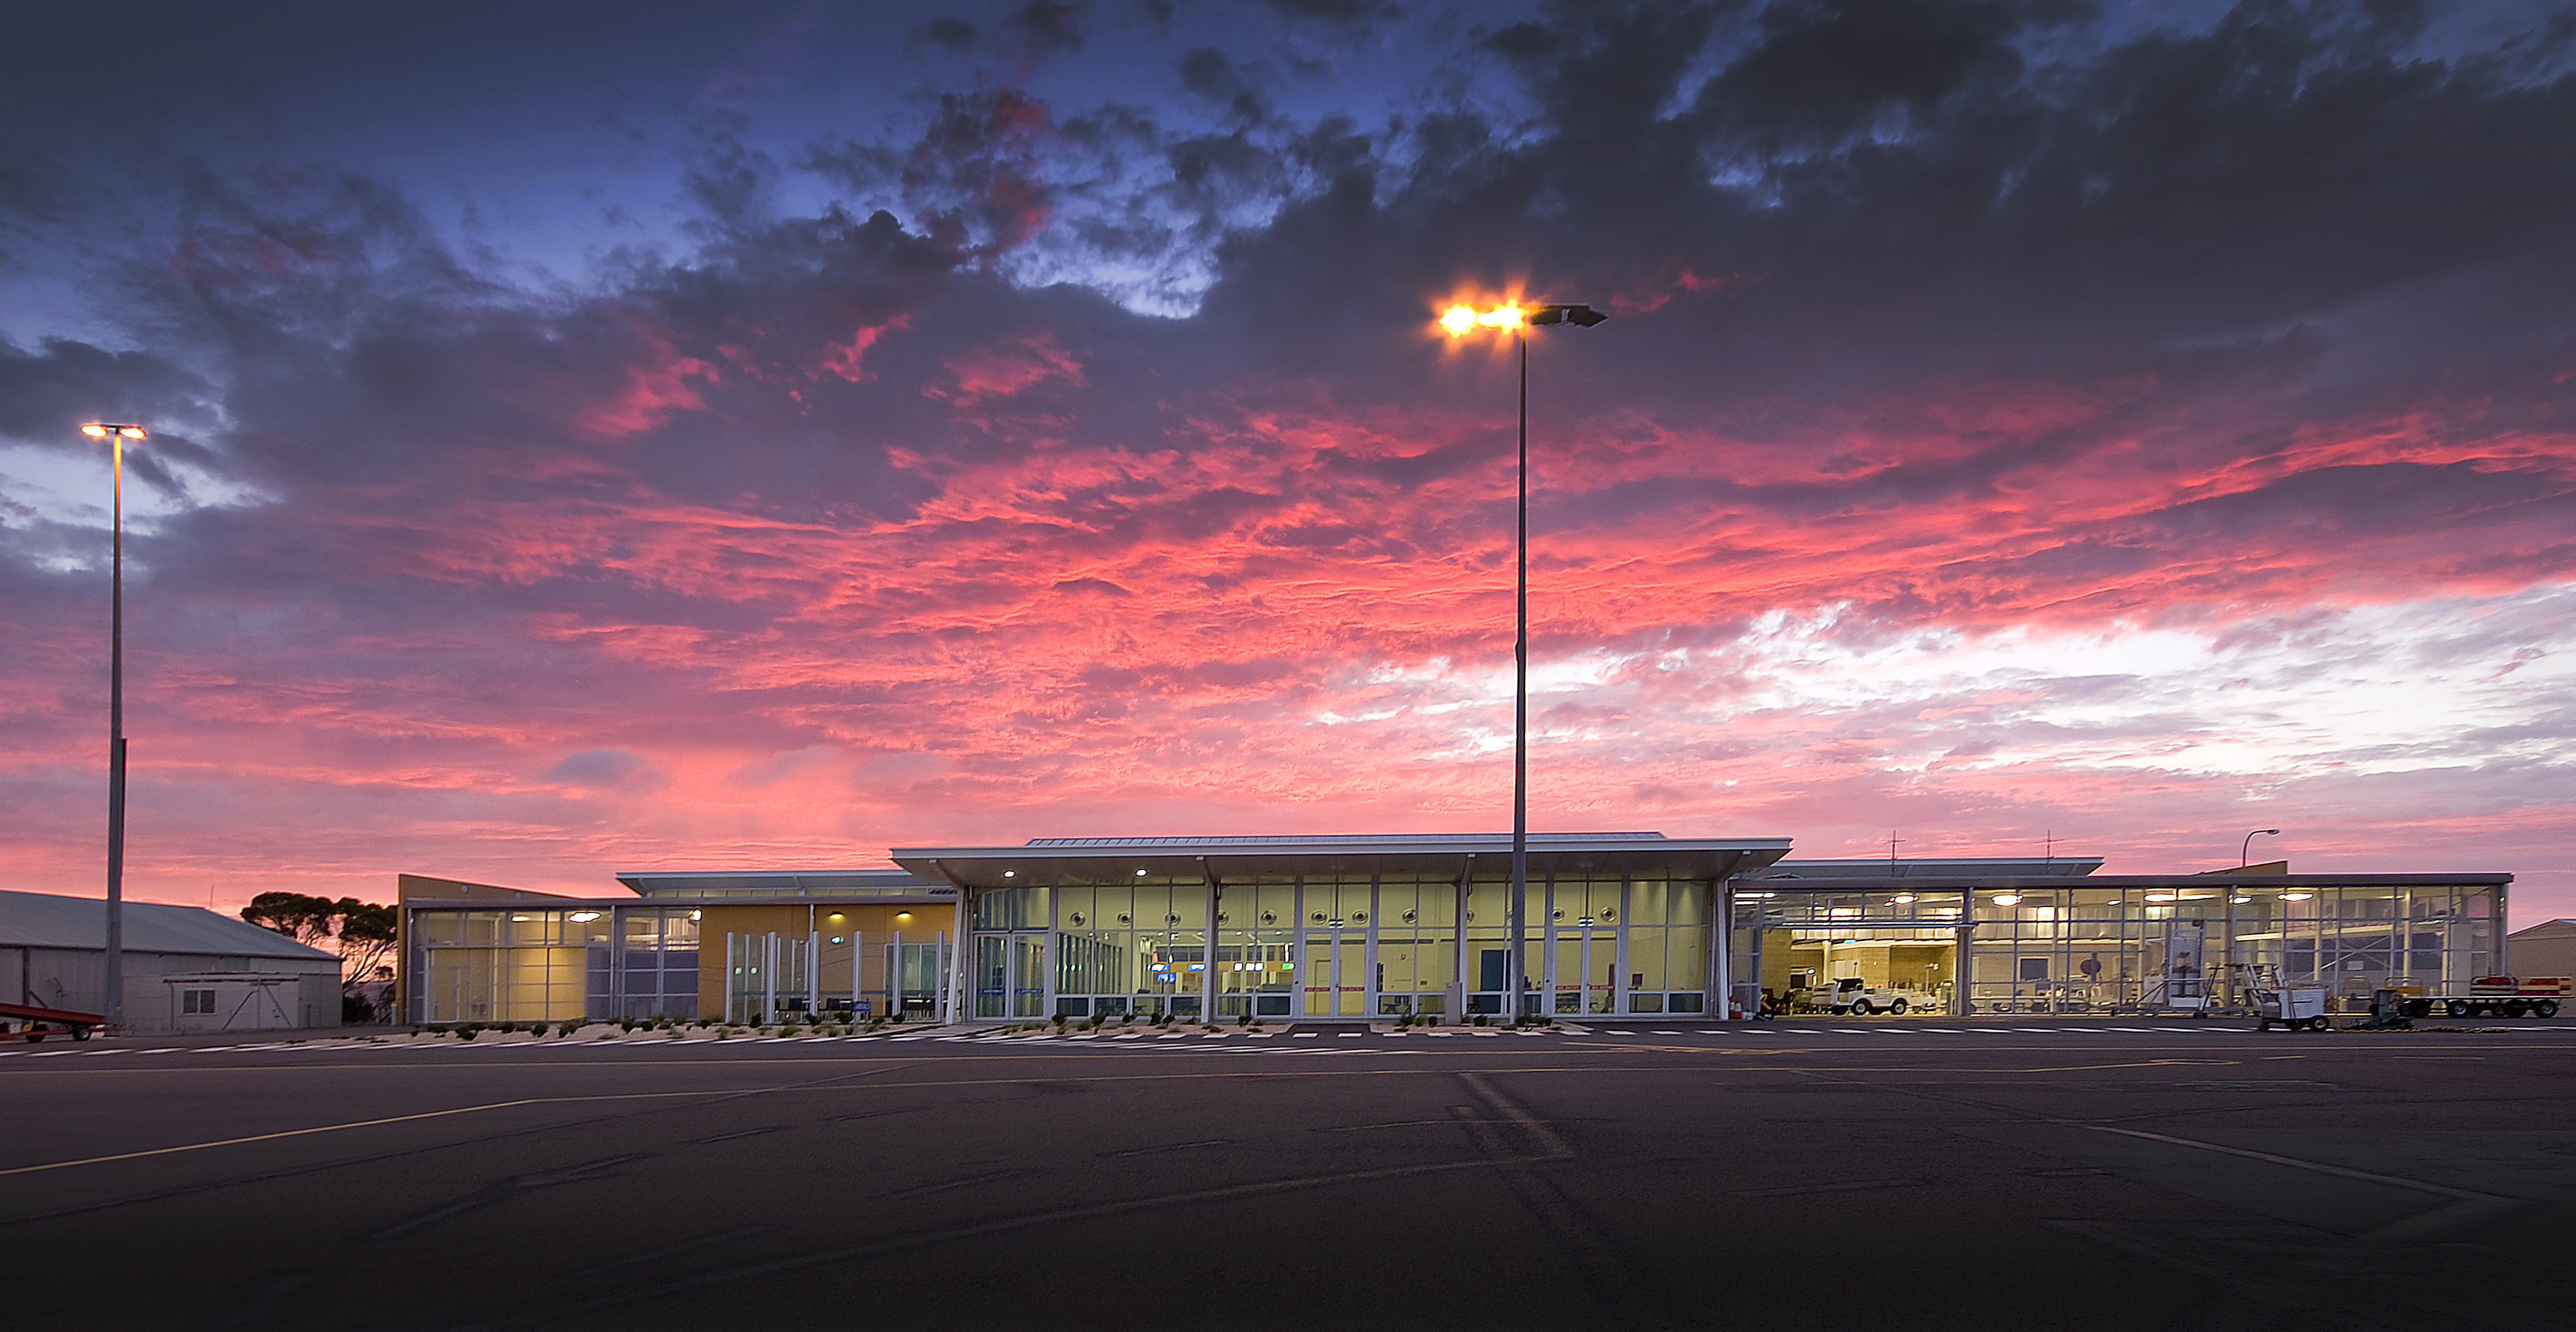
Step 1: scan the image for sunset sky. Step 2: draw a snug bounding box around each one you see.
[5,1,2574,925]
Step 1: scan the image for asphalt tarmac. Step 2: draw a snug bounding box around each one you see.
[8,1019,2575,1330]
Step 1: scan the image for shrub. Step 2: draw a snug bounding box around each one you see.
[458,1024,482,1041]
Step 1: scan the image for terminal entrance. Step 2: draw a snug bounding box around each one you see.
[1301,927,1365,1016]
[1546,928,1617,1014]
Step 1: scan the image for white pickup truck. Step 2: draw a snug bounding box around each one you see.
[1796,978,1914,1016]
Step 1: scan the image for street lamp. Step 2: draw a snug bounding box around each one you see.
[1440,300,1606,1024]
[2241,828,2281,869]
[80,422,146,1032]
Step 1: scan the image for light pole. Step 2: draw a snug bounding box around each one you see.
[1440,301,1606,1023]
[80,422,146,1032]
[2241,828,2281,869]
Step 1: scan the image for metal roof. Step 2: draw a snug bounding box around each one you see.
[893,831,1793,888]
[0,889,338,962]
[1022,831,1672,848]
[1755,856,2106,879]
[1732,872,2510,891]
[612,868,948,897]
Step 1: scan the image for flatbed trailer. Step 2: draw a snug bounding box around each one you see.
[2379,976,2566,1020]
[0,1001,108,1041]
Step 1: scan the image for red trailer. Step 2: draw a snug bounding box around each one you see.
[0,1001,109,1042]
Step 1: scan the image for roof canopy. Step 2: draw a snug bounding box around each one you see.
[891,831,1793,889]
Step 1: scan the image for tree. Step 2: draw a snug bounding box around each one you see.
[336,900,397,983]
[241,892,341,948]
[240,893,398,991]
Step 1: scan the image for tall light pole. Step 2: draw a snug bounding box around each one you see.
[81,421,146,1031]
[1440,301,1606,1023]
[2241,828,2281,869]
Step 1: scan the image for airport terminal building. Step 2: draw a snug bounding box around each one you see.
[396,832,2514,1026]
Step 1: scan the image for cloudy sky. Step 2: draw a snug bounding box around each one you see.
[5,0,2574,924]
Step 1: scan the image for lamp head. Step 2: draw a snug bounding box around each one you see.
[1438,303,1603,335]
[80,423,146,440]
[1528,304,1607,327]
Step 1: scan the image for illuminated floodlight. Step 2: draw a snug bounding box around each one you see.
[1434,295,1605,1026]
[81,423,147,440]
[1439,303,1606,337]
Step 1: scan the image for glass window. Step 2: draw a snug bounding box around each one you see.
[973,885,1050,931]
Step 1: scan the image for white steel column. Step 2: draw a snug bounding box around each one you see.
[1201,860,1218,1020]
[1710,880,1730,1020]
[1453,857,1473,1018]
[1614,871,1633,1016]
[1540,869,1557,1015]
[1364,869,1381,1019]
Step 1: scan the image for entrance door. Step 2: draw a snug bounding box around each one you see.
[976,935,1048,1019]
[1548,931,1617,1014]
[1301,928,1364,1016]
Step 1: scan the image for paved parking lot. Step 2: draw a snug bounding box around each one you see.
[8,1022,2574,1330]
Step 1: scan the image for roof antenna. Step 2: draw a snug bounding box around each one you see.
[2043,830,2054,866]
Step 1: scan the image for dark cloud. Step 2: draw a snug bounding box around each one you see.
[909,17,982,54]
[1177,47,1271,124]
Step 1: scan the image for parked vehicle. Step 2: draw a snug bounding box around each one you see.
[2253,984,2332,1032]
[1796,978,1913,1016]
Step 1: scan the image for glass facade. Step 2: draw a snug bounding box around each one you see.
[995,865,1722,1021]
[1735,881,2505,1016]
[401,861,2506,1027]
[406,902,950,1025]
[411,908,611,1023]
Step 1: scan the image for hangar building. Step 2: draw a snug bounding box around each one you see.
[1,889,344,1035]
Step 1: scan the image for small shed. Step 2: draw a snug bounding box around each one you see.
[0,890,342,1035]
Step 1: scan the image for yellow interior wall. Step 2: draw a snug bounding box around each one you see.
[695,902,958,1018]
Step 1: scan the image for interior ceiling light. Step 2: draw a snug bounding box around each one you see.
[2282,892,2313,901]
[2146,893,2176,902]
[1992,894,2021,906]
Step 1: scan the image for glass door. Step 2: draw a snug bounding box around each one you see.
[1301,926,1364,1017]
[1549,929,1617,1014]
[976,934,1049,1018]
